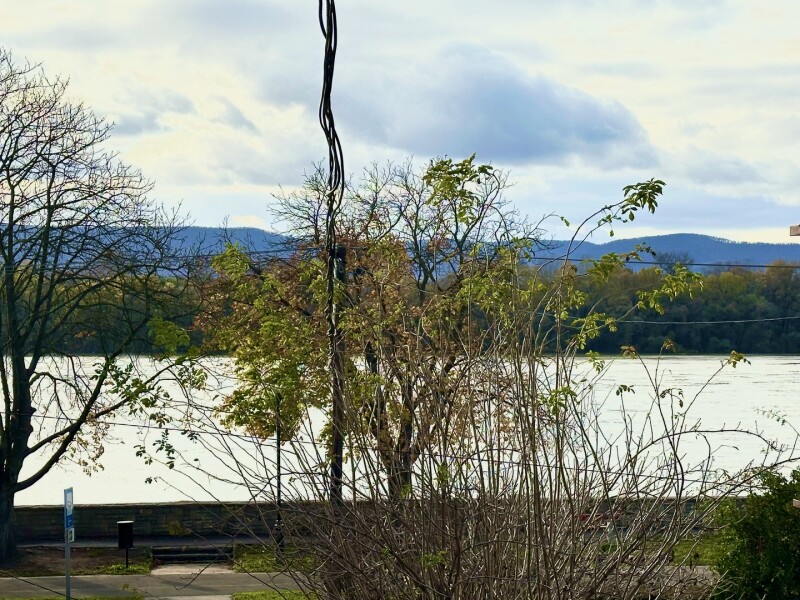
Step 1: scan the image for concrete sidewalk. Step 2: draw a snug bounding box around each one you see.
[0,564,302,598]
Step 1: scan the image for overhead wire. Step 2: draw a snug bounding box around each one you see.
[617,315,800,325]
[7,229,788,270]
[231,247,800,270]
[524,256,800,270]
[21,410,795,488]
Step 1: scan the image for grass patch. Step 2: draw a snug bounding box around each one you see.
[234,545,316,574]
[673,531,725,566]
[582,531,725,567]
[234,545,282,573]
[234,592,315,600]
[74,561,152,575]
[0,546,151,577]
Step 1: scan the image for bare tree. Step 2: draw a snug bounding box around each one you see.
[656,250,695,275]
[0,49,192,560]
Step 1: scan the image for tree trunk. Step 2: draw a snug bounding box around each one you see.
[387,460,408,501]
[0,484,17,562]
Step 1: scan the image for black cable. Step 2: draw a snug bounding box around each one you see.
[21,411,790,488]
[318,0,347,508]
[617,315,800,325]
[524,256,800,270]
[5,236,800,271]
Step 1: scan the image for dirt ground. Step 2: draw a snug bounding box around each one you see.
[0,545,151,577]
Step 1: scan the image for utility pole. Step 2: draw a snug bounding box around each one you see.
[329,244,346,507]
[275,392,284,553]
[318,0,346,507]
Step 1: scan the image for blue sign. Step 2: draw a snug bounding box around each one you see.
[64,488,74,530]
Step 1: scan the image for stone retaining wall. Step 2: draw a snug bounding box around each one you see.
[15,497,712,543]
[15,502,278,542]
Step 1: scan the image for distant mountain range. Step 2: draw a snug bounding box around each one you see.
[539,233,800,269]
[181,228,800,270]
[179,226,287,254]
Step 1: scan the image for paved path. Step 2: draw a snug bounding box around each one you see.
[0,564,302,598]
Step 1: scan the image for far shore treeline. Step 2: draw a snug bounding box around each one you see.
[62,259,800,356]
[572,261,800,354]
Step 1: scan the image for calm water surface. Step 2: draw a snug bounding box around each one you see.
[17,355,800,506]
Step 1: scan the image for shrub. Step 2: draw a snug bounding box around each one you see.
[713,469,800,599]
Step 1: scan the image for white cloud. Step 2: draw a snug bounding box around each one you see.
[214,98,258,134]
[229,214,272,230]
[1,0,798,241]
[331,44,657,168]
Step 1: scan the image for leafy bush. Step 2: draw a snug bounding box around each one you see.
[713,469,800,599]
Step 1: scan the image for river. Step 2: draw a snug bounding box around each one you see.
[15,354,800,506]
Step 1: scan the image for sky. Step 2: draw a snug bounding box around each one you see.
[2,1,799,243]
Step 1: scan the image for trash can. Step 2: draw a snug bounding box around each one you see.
[117,521,134,549]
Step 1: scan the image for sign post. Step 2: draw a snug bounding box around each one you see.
[64,488,74,600]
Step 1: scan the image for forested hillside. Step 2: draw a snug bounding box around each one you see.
[54,261,800,356]
[573,263,800,354]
